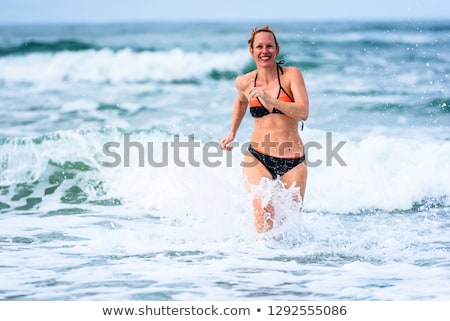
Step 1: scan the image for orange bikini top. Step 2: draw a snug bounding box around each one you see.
[249,62,293,118]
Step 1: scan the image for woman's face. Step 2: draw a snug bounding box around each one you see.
[250,32,279,67]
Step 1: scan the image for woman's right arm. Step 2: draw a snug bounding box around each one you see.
[220,76,249,151]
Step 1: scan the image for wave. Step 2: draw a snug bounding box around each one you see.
[1,128,449,215]
[0,48,248,84]
[349,98,450,116]
[0,39,98,56]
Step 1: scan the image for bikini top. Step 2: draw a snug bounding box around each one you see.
[249,62,294,118]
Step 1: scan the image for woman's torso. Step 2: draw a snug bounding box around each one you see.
[245,67,304,157]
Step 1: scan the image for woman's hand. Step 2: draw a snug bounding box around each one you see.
[248,87,275,111]
[220,133,235,151]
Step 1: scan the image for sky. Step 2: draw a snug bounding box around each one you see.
[0,0,450,24]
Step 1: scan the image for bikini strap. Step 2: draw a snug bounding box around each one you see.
[277,60,285,74]
[275,60,286,88]
[255,59,285,86]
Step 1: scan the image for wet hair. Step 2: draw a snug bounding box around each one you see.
[247,25,279,49]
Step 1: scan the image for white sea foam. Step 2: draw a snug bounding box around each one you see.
[3,128,448,216]
[0,48,248,85]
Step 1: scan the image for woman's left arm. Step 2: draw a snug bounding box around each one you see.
[269,67,309,121]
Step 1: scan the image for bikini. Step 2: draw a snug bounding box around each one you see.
[248,63,306,179]
[248,145,306,179]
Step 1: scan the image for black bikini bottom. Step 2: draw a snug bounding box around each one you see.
[247,144,305,179]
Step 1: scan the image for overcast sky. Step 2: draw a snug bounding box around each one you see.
[1,0,450,24]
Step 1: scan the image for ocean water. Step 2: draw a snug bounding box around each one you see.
[0,21,449,300]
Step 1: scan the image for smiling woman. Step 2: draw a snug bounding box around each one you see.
[220,25,309,233]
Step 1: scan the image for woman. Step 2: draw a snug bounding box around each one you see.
[220,25,309,233]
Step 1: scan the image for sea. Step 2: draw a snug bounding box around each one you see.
[0,20,449,301]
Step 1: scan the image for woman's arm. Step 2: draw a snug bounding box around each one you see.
[249,67,309,121]
[220,75,249,150]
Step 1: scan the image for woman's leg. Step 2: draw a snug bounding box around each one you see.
[280,161,307,211]
[242,152,274,233]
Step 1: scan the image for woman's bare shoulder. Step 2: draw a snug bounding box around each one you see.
[235,70,255,91]
[284,66,303,77]
[283,66,306,86]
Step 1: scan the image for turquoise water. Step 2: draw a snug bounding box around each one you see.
[0,21,449,300]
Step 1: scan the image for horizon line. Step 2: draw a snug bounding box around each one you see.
[1,17,450,27]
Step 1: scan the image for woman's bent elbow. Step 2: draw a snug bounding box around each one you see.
[299,110,308,121]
